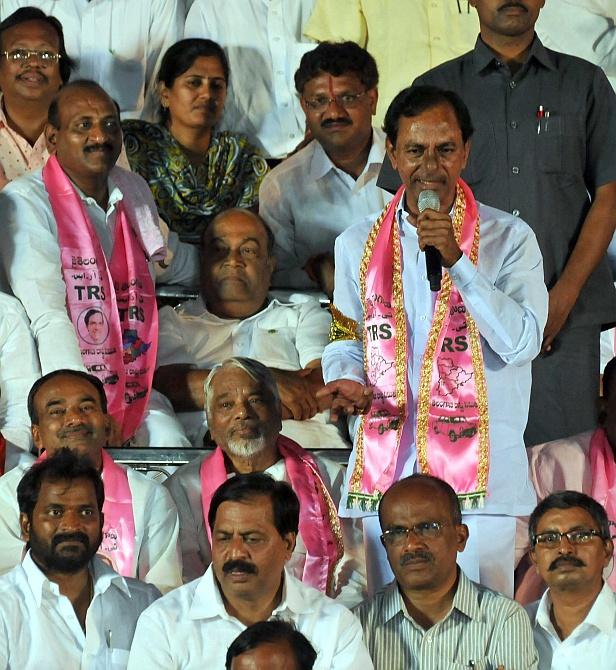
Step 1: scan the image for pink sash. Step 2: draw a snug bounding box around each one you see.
[199,437,344,595]
[36,449,136,576]
[42,156,158,441]
[349,180,489,511]
[0,434,5,477]
[589,427,616,589]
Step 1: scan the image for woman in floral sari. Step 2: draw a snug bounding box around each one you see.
[122,39,269,244]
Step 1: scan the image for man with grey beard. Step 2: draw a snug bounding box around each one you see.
[164,357,365,606]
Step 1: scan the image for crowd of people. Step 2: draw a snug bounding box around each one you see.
[0,1,614,668]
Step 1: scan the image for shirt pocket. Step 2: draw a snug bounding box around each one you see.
[445,659,489,670]
[104,647,130,670]
[536,112,584,176]
[249,325,301,368]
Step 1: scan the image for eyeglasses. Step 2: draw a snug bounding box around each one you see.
[532,529,605,548]
[2,49,61,63]
[303,91,367,113]
[381,521,450,546]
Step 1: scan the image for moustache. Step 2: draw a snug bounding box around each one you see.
[58,424,92,439]
[222,559,258,575]
[499,2,528,10]
[549,555,586,571]
[52,531,90,551]
[84,143,114,153]
[400,550,433,566]
[321,118,352,128]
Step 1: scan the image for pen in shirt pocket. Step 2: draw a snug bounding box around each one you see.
[106,629,113,648]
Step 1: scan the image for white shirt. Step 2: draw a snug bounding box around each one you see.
[323,197,548,517]
[536,0,616,91]
[0,167,196,377]
[184,0,317,158]
[0,453,183,592]
[164,451,366,606]
[0,552,160,670]
[155,295,350,449]
[0,292,40,456]
[127,565,374,670]
[259,129,392,288]
[0,0,184,120]
[526,582,616,669]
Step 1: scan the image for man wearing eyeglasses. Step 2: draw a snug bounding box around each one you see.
[259,41,391,296]
[526,490,615,669]
[356,474,538,669]
[0,7,73,188]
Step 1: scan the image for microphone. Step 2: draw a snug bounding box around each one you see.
[418,190,442,292]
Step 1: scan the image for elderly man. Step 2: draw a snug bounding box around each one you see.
[526,491,615,668]
[0,79,196,446]
[152,207,348,450]
[226,620,317,670]
[0,369,182,591]
[0,0,183,120]
[0,7,72,187]
[319,85,547,596]
[165,357,364,604]
[357,474,538,669]
[184,0,316,159]
[304,0,479,125]
[377,0,616,446]
[128,473,373,669]
[259,41,391,294]
[0,449,160,668]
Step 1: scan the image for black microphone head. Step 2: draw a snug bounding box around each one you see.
[417,190,440,213]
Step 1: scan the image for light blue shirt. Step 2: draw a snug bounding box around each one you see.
[322,194,548,517]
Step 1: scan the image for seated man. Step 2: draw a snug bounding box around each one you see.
[356,474,538,669]
[0,7,72,186]
[165,357,364,603]
[0,79,197,447]
[152,207,349,449]
[0,449,160,669]
[259,41,391,294]
[520,356,616,593]
[128,473,373,669]
[526,491,615,667]
[0,291,40,469]
[0,369,182,592]
[226,620,317,670]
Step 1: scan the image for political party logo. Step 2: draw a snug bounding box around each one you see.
[122,329,151,364]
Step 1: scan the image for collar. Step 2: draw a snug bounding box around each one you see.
[308,127,385,182]
[21,551,130,608]
[189,565,315,621]
[536,582,616,638]
[72,176,123,214]
[192,295,284,322]
[379,569,481,626]
[472,34,557,74]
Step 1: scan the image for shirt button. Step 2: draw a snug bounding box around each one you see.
[512,166,520,174]
[512,209,520,217]
[510,121,518,129]
[510,80,516,89]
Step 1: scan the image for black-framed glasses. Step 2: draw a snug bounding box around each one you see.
[2,49,61,63]
[303,91,367,113]
[381,521,450,547]
[532,529,605,549]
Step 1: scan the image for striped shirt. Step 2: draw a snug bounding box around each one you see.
[355,570,538,669]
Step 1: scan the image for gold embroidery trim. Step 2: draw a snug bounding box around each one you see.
[328,304,360,343]
[415,184,490,497]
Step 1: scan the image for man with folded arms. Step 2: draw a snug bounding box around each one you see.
[0,79,196,447]
[0,449,160,668]
[165,357,364,604]
[0,369,182,591]
[526,491,616,668]
[357,474,538,669]
[128,473,373,669]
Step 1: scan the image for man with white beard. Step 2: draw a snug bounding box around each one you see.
[164,357,365,605]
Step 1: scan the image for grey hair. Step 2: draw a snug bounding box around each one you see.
[204,357,281,418]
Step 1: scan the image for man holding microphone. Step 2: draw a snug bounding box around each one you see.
[318,85,548,597]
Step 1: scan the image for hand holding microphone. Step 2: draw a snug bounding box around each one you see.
[417,190,462,291]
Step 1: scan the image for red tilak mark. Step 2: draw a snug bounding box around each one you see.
[328,75,335,97]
